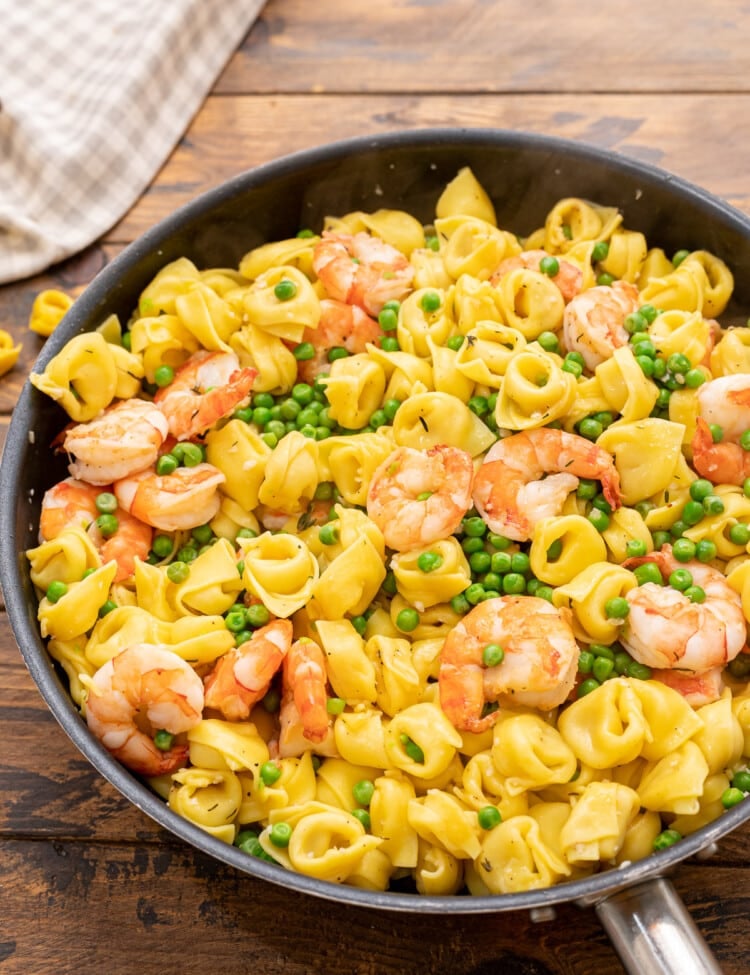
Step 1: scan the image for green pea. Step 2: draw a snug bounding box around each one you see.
[624,311,648,334]
[689,478,714,502]
[396,607,420,632]
[546,538,564,561]
[510,551,530,574]
[639,303,659,323]
[477,805,502,830]
[604,596,629,619]
[378,307,399,331]
[653,829,682,851]
[351,808,371,830]
[535,585,554,602]
[577,678,600,698]
[296,228,315,239]
[703,494,725,516]
[539,255,560,277]
[446,334,464,351]
[468,395,489,417]
[537,331,559,353]
[326,697,346,715]
[578,650,595,674]
[651,530,671,550]
[180,442,204,467]
[450,593,471,615]
[260,761,282,786]
[671,538,696,562]
[695,539,717,563]
[502,573,526,594]
[383,398,402,421]
[588,508,610,532]
[709,423,723,443]
[464,583,485,606]
[576,479,598,500]
[592,656,615,682]
[95,492,118,514]
[681,500,704,526]
[731,769,750,793]
[463,516,487,538]
[589,643,616,660]
[261,688,280,713]
[625,539,648,558]
[562,358,583,378]
[153,364,175,388]
[417,551,443,573]
[166,562,189,584]
[685,585,706,603]
[98,600,117,618]
[488,551,510,575]
[672,249,690,267]
[224,610,248,633]
[96,513,119,537]
[420,290,442,313]
[626,660,652,680]
[666,352,691,375]
[274,279,298,301]
[482,643,505,667]
[578,417,603,441]
[488,533,511,550]
[684,368,706,389]
[469,550,492,574]
[153,730,174,751]
[352,779,375,806]
[591,241,610,262]
[728,520,750,544]
[235,829,259,853]
[614,650,632,675]
[669,520,688,539]
[318,523,339,545]
[380,337,400,352]
[633,563,663,586]
[399,733,425,763]
[721,787,745,809]
[596,272,614,286]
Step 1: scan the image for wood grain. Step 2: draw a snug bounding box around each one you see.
[218,0,750,95]
[110,93,750,242]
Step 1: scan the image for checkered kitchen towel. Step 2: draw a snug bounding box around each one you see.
[0,0,264,285]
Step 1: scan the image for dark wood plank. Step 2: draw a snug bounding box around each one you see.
[1,836,748,975]
[110,93,750,242]
[218,0,750,95]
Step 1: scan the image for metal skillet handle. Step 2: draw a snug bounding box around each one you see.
[595,877,723,975]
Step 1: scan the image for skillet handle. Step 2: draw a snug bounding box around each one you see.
[595,877,723,975]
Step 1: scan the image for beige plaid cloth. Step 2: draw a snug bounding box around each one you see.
[0,0,264,285]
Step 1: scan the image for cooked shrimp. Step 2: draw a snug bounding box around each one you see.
[114,462,225,532]
[438,596,580,733]
[491,249,583,303]
[621,547,747,673]
[40,477,152,582]
[472,428,621,542]
[690,376,750,484]
[203,619,293,721]
[649,666,725,707]
[279,638,330,746]
[366,444,474,552]
[312,231,414,316]
[62,398,168,484]
[154,350,256,441]
[562,280,640,370]
[295,298,382,383]
[85,644,204,777]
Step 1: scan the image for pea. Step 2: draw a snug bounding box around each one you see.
[703,495,725,516]
[378,307,399,331]
[671,538,696,562]
[605,596,630,619]
[96,513,119,537]
[326,697,346,715]
[592,656,615,682]
[685,585,706,603]
[450,593,471,615]
[463,516,487,538]
[589,643,616,660]
[151,534,173,558]
[576,479,598,500]
[477,805,502,830]
[591,241,610,262]
[95,492,118,514]
[502,573,526,594]
[684,368,706,388]
[624,311,648,334]
[469,550,492,574]
[351,808,371,830]
[235,829,259,853]
[578,650,595,673]
[625,539,648,558]
[396,607,420,632]
[399,734,425,763]
[695,539,717,563]
[653,828,682,851]
[633,563,663,586]
[482,643,505,667]
[614,650,632,674]
[468,395,489,416]
[488,533,511,550]
[596,272,614,286]
[420,290,442,313]
[578,417,603,441]
[639,303,659,323]
[261,688,280,712]
[731,770,750,793]
[417,551,443,573]
[464,583,485,606]
[508,552,529,574]
[153,364,175,387]
[353,779,375,806]
[666,352,691,375]
[681,500,704,526]
[709,423,723,443]
[562,358,583,378]
[652,530,671,550]
[179,442,204,467]
[577,678,600,698]
[166,562,189,584]
[721,788,745,809]
[274,278,297,301]
[260,761,282,786]
[380,337,400,352]
[588,508,610,532]
[669,520,688,539]
[537,331,559,353]
[536,585,554,602]
[539,255,560,277]
[446,334,464,351]
[546,538,563,561]
[383,398,401,421]
[672,249,690,267]
[626,661,652,680]
[98,600,117,618]
[153,730,174,751]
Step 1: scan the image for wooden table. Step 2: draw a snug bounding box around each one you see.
[1,1,749,971]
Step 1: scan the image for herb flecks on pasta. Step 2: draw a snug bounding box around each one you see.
[27,166,750,895]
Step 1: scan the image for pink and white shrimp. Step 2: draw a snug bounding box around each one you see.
[85,644,204,777]
[312,231,414,316]
[438,596,580,733]
[154,350,256,441]
[278,638,331,756]
[621,547,747,678]
[472,428,621,542]
[690,375,750,485]
[562,280,640,370]
[366,444,475,552]
[295,298,382,383]
[40,476,152,582]
[114,463,225,532]
[203,620,293,722]
[491,249,583,303]
[62,398,168,484]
